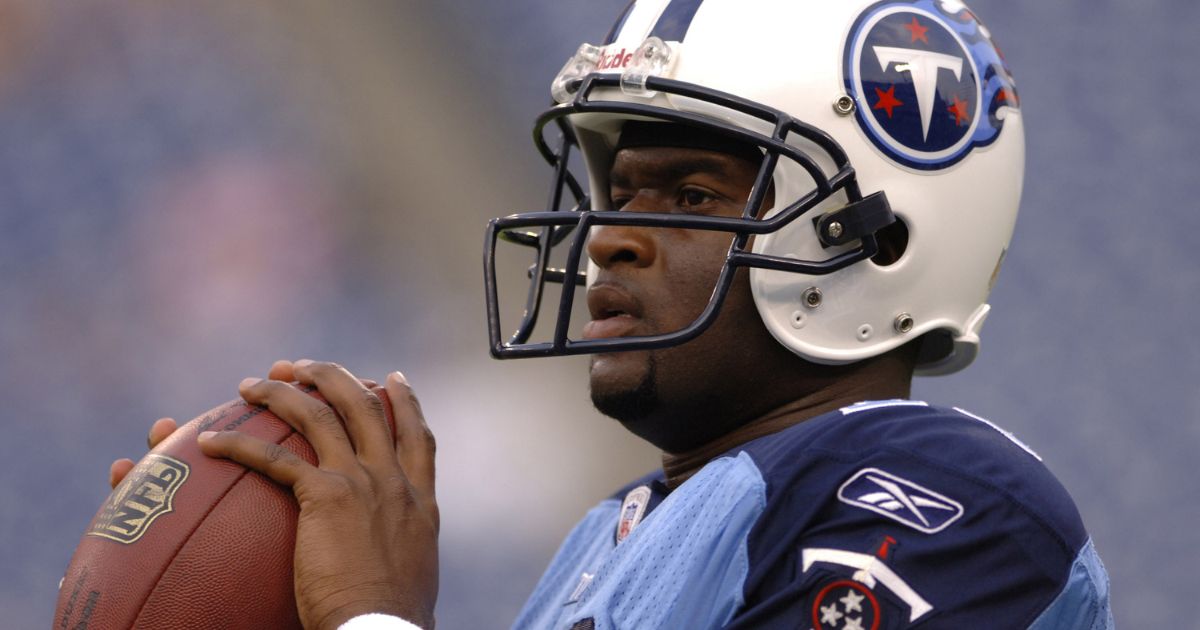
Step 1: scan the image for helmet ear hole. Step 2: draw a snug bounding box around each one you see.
[870,215,908,267]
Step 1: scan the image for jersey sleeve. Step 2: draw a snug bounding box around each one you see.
[725,403,1114,629]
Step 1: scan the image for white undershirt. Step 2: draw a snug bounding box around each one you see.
[337,613,421,630]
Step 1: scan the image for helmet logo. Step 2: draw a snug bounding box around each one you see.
[844,0,1018,170]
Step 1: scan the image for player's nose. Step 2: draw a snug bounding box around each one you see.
[586,224,656,269]
[586,217,657,270]
[587,191,663,269]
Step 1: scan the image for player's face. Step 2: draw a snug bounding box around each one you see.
[586,146,808,452]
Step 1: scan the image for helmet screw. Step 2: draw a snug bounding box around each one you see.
[826,221,845,240]
[802,287,823,308]
[833,95,856,116]
[894,313,915,334]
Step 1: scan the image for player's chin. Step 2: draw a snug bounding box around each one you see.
[588,352,655,414]
[589,349,646,383]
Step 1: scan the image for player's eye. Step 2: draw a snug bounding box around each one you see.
[609,195,631,211]
[678,187,719,210]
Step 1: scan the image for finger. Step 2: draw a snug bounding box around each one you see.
[147,418,178,449]
[239,377,356,467]
[110,458,135,489]
[293,360,393,465]
[267,360,295,382]
[197,430,310,488]
[266,359,375,388]
[385,371,436,500]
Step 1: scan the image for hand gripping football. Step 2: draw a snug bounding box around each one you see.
[54,387,394,629]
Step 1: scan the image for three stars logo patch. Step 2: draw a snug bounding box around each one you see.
[802,545,935,626]
[812,580,881,630]
[843,0,1019,170]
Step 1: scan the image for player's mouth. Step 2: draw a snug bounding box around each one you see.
[583,283,643,340]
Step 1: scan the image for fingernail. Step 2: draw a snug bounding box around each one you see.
[389,371,408,385]
[294,359,314,369]
[198,431,217,442]
[239,377,262,390]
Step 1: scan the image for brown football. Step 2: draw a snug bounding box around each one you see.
[54,387,394,630]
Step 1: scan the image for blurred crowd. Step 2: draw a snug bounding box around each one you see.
[0,2,655,626]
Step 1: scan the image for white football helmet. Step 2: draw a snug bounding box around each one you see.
[485,0,1023,376]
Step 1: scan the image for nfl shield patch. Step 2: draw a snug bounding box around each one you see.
[615,485,652,544]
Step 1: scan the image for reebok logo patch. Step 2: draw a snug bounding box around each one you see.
[837,467,963,534]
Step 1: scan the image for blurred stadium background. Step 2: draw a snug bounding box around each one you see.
[1,0,1194,626]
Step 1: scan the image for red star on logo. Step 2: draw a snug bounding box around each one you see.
[904,16,929,44]
[873,85,903,119]
[947,95,970,126]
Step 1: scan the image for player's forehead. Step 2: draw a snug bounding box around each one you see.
[607,121,762,185]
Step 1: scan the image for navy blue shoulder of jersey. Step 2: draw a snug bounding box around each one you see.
[727,401,1094,629]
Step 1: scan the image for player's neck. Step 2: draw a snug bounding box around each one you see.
[660,356,913,489]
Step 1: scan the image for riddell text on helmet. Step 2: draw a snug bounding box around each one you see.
[597,47,634,71]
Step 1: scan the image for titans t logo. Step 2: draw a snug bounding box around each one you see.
[844,0,1019,170]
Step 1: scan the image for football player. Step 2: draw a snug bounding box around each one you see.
[111,0,1114,628]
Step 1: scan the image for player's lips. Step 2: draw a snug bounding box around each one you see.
[583,283,643,340]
